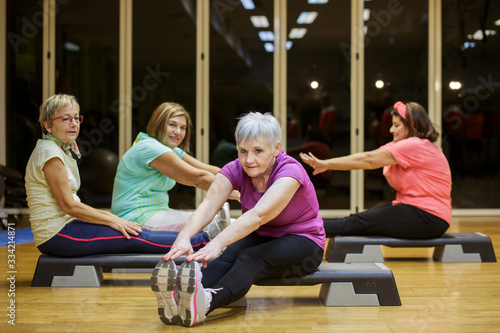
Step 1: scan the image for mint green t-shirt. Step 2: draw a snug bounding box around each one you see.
[111,132,185,224]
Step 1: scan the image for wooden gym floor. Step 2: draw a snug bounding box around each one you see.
[1,217,499,333]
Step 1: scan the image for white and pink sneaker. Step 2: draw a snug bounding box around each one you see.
[150,259,179,325]
[177,260,220,327]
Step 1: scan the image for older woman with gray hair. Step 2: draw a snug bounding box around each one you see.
[151,112,326,327]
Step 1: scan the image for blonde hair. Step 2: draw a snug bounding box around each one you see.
[146,102,192,152]
[39,94,80,135]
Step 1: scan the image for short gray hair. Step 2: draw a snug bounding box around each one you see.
[235,112,282,147]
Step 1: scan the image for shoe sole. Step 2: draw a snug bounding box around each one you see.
[178,261,200,327]
[150,259,179,325]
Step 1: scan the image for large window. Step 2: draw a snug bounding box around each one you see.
[209,0,275,209]
[56,0,119,206]
[442,0,500,209]
[6,0,43,176]
[133,0,197,209]
[286,0,351,210]
[363,0,429,209]
[2,0,499,214]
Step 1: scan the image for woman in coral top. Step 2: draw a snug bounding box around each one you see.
[300,101,452,239]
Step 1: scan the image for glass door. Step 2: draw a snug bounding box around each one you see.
[442,0,500,209]
[209,0,275,210]
[363,0,429,209]
[286,0,351,210]
[55,0,120,207]
[132,0,197,210]
[5,0,43,176]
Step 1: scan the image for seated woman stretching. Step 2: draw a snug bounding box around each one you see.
[300,101,451,239]
[111,102,237,233]
[150,112,326,327]
[25,94,211,257]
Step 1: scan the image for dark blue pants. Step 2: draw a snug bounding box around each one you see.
[202,232,324,311]
[323,203,449,239]
[37,220,209,257]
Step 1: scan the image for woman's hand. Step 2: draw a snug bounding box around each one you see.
[105,212,142,239]
[229,190,241,202]
[163,234,194,261]
[185,240,225,268]
[300,152,329,175]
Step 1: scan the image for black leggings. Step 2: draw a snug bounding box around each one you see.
[323,203,449,239]
[202,233,324,312]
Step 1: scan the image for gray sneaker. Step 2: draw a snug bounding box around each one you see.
[150,259,179,325]
[204,202,231,240]
[177,260,221,327]
[219,202,230,226]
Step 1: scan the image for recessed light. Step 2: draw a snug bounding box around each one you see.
[258,31,275,41]
[289,28,307,39]
[297,12,318,24]
[264,43,274,52]
[250,15,270,28]
[241,0,255,10]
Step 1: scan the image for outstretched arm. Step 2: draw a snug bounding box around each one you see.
[300,148,398,174]
[167,176,301,267]
[163,173,234,262]
[150,152,240,201]
[149,151,216,191]
[181,152,220,175]
[44,158,142,239]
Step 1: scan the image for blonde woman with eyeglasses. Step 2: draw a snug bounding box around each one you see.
[25,94,212,256]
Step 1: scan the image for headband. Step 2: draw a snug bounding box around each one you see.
[394,101,413,125]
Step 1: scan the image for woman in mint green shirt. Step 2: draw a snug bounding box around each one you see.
[26,94,211,257]
[112,102,237,232]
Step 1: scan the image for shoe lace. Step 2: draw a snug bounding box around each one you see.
[203,287,223,302]
[205,287,223,295]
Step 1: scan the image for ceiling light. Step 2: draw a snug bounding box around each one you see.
[375,80,384,89]
[449,81,462,90]
[64,42,80,52]
[241,0,255,10]
[264,43,274,52]
[461,41,476,50]
[495,19,500,26]
[468,29,497,40]
[363,9,371,21]
[308,0,328,4]
[258,31,275,41]
[297,12,318,24]
[286,41,293,50]
[289,28,307,39]
[311,81,319,89]
[250,15,270,28]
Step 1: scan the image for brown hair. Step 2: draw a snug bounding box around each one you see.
[146,102,192,152]
[391,102,439,142]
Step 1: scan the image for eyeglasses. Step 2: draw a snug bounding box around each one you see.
[52,115,84,124]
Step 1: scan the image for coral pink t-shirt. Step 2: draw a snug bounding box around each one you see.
[219,150,326,249]
[381,137,452,223]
